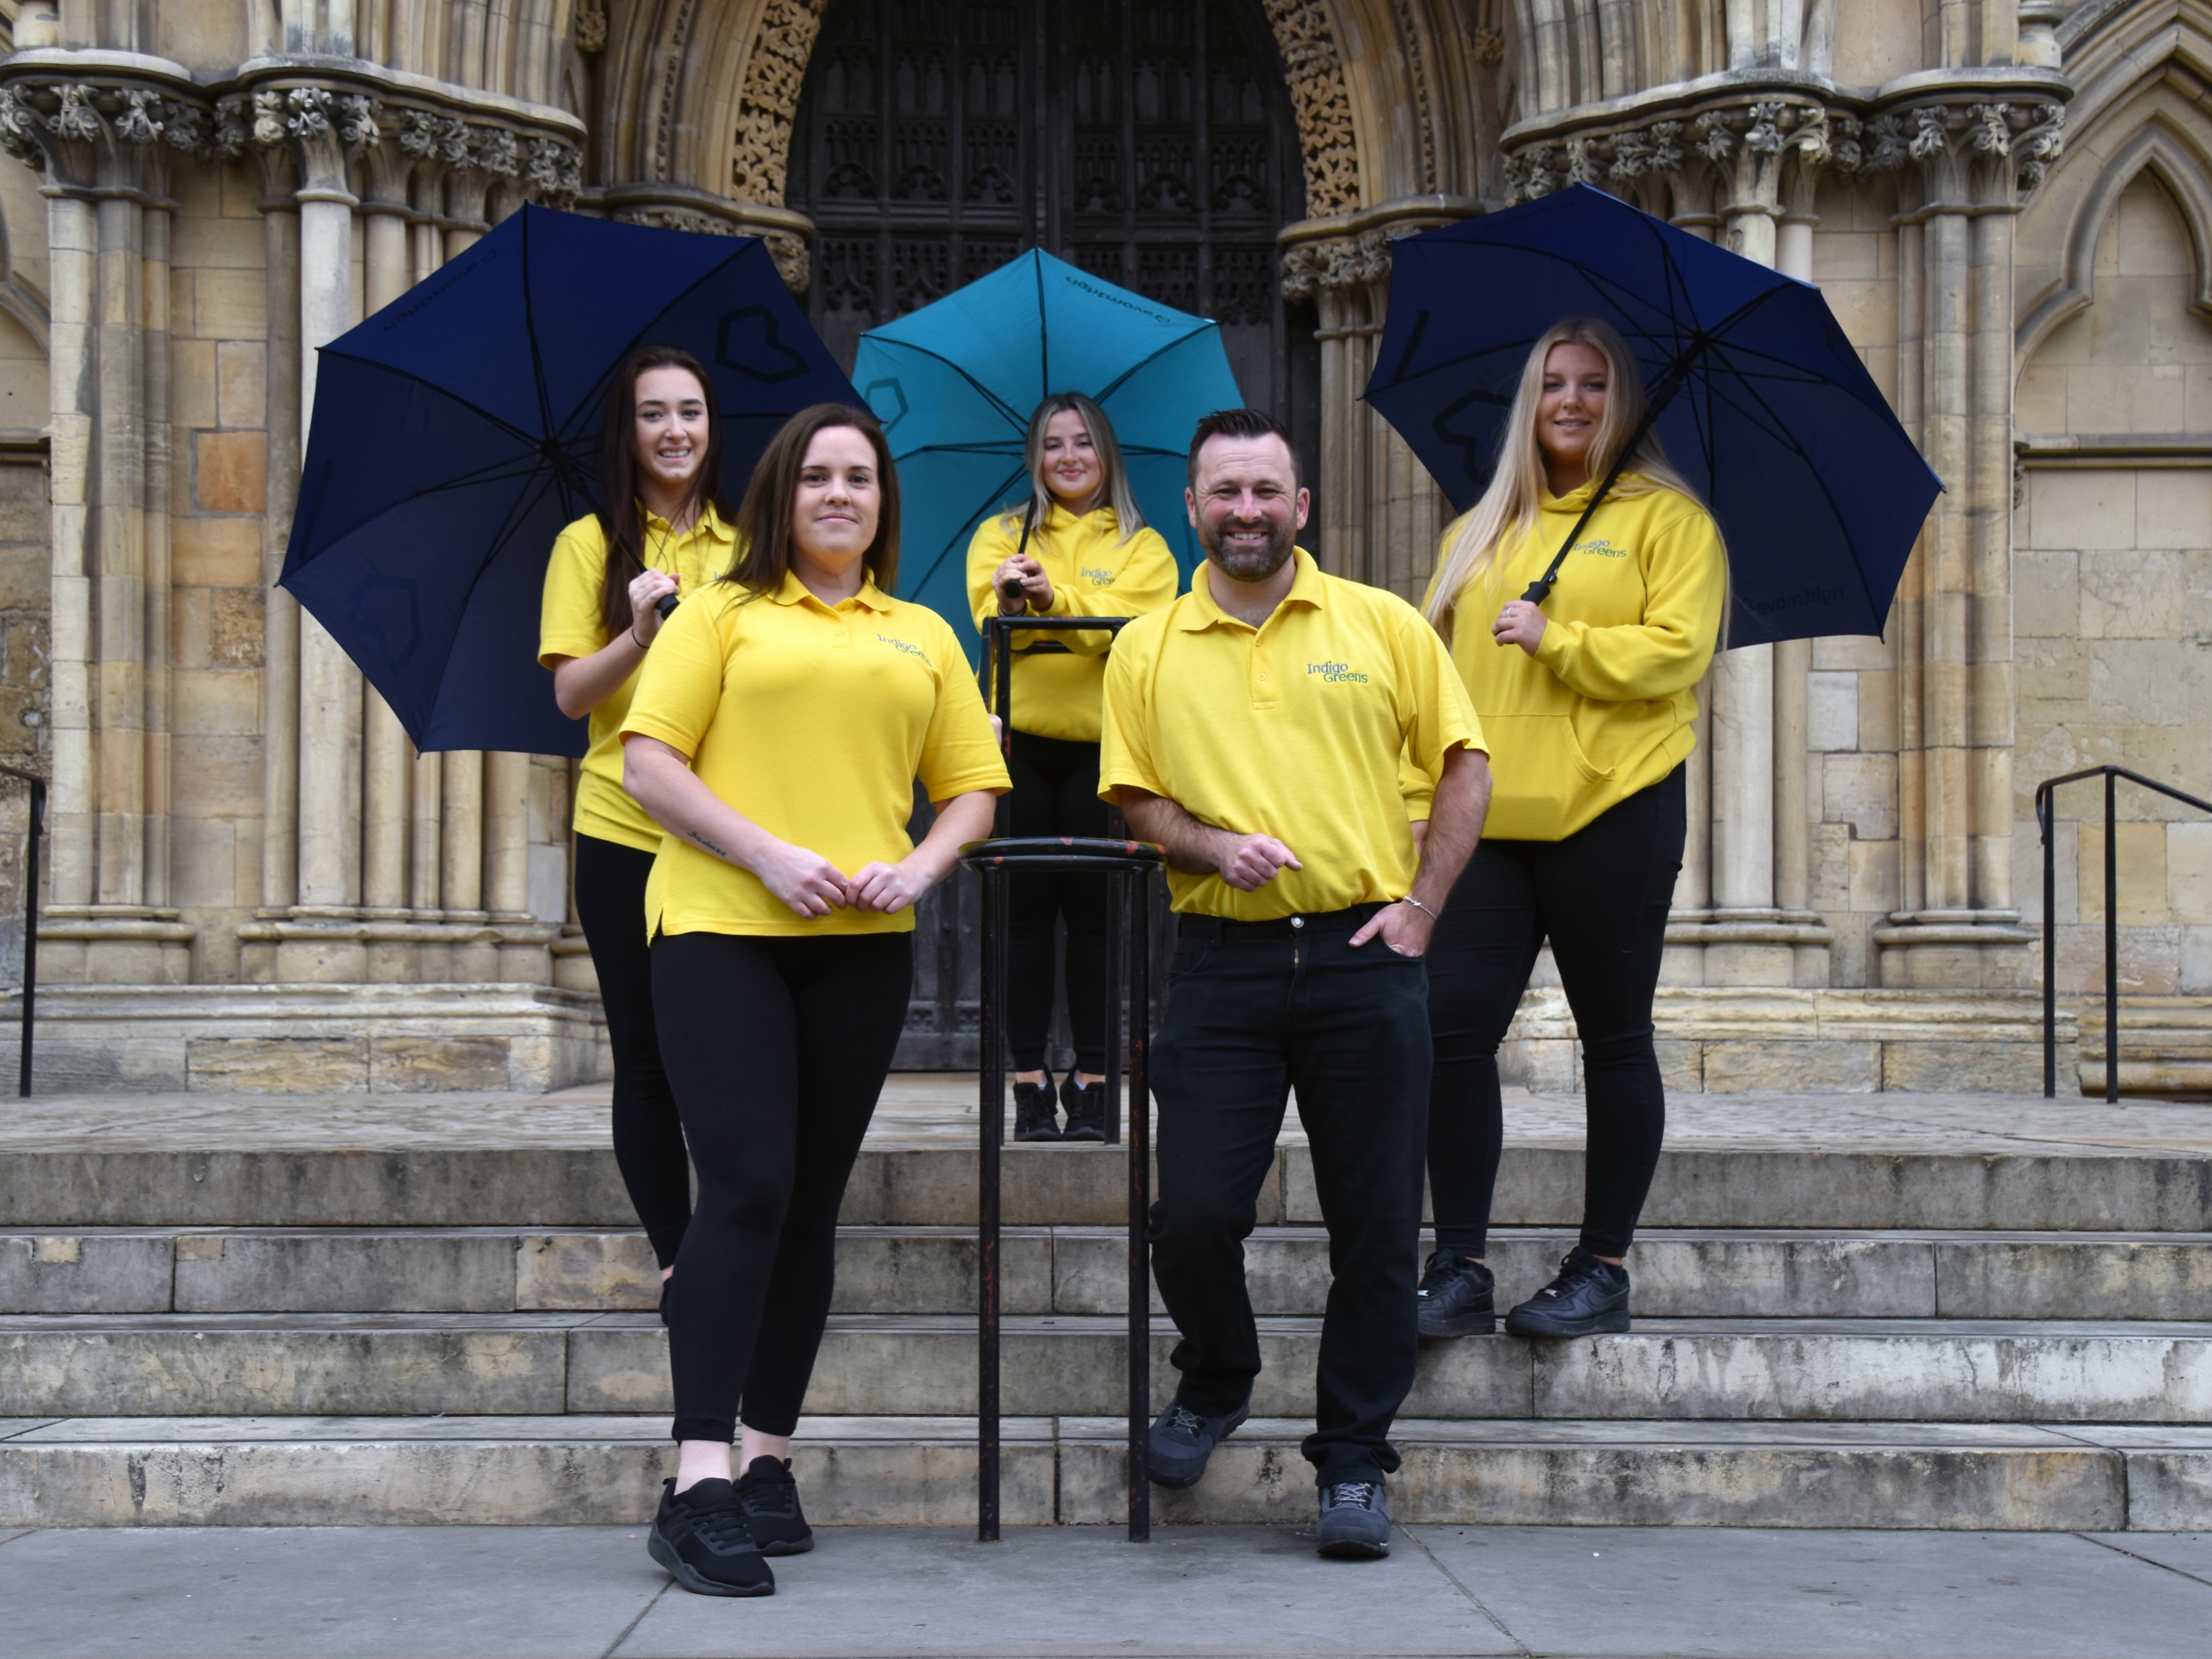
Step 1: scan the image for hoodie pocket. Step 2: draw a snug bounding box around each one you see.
[1481,713,1616,841]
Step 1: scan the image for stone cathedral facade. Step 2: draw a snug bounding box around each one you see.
[0,1,2203,1096]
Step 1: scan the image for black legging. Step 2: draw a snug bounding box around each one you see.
[1006,729,1110,1074]
[651,929,913,1444]
[1425,766,1686,1260]
[572,834,692,1268]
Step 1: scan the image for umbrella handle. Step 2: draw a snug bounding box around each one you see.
[654,592,680,620]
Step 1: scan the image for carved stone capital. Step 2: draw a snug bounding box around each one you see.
[1280,229,1392,303]
[1506,96,1852,215]
[0,74,211,188]
[1858,97,2066,207]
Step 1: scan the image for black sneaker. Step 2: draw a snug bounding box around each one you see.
[1415,1250,1495,1338]
[1060,1075,1107,1142]
[1315,1475,1392,1559]
[658,1276,673,1328]
[647,1477,774,1596]
[1504,1245,1631,1337]
[1147,1394,1249,1489]
[1013,1077,1061,1142]
[733,1455,812,1555]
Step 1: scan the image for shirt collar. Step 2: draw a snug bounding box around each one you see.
[1178,546,1324,631]
[769,568,896,613]
[640,503,737,543]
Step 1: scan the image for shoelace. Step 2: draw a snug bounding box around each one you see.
[1327,1481,1378,1511]
[1166,1404,1206,1436]
[680,1498,754,1553]
[741,1475,797,1518]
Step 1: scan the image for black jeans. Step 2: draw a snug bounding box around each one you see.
[572,834,690,1268]
[1006,729,1111,1073]
[651,929,913,1443]
[1149,904,1431,1485]
[1425,766,1686,1261]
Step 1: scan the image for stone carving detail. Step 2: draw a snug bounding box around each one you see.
[574,0,608,55]
[338,95,383,149]
[476,126,520,177]
[0,86,40,162]
[1505,100,1861,207]
[0,79,215,168]
[49,83,106,143]
[286,86,334,140]
[1261,0,1361,218]
[1388,0,1438,193]
[1280,227,1392,301]
[1858,98,2067,196]
[731,0,829,205]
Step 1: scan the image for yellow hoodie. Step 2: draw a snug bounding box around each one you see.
[1422,476,1725,842]
[966,502,1178,743]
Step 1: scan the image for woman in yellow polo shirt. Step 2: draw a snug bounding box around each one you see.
[539,343,737,1305]
[1413,318,1725,1345]
[965,393,1175,1141]
[621,402,1008,1597]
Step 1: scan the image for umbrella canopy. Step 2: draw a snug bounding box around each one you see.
[851,250,1243,656]
[281,204,857,756]
[1364,185,1940,648]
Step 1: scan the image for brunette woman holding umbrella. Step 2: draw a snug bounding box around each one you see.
[540,345,737,1318]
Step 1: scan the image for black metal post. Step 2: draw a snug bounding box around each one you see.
[1125,868,1152,1541]
[977,863,1007,1542]
[2041,786,2055,1099]
[1103,866,1125,1144]
[991,623,1014,839]
[1,767,41,1099]
[2104,769,2119,1105]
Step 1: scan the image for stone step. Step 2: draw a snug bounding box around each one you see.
[10,1223,2211,1322]
[8,1312,2211,1424]
[3,1413,2204,1532]
[8,1138,2212,1232]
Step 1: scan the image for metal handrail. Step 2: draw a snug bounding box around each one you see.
[983,610,1134,833]
[959,835,1165,1546]
[2036,765,2212,1101]
[0,763,43,1097]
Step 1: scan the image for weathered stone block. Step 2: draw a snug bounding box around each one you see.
[1935,1239,2212,1321]
[171,1232,517,1313]
[0,1234,173,1313]
[193,430,266,515]
[1702,1041,1880,1093]
[369,1037,511,1093]
[515,1232,661,1312]
[1881,1040,2045,1093]
[185,1037,369,1093]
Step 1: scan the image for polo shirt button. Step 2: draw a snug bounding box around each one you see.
[1290,916,1305,930]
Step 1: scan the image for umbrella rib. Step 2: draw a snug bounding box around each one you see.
[286,455,566,570]
[902,462,1032,599]
[1089,323,1216,405]
[857,335,1030,433]
[518,209,580,522]
[315,347,552,452]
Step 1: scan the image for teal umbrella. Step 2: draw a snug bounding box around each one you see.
[853,250,1243,658]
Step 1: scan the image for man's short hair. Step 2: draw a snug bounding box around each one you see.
[1187,407,1299,487]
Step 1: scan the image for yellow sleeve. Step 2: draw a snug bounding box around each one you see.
[916,614,1014,803]
[1394,603,1486,781]
[1530,499,1725,701]
[1096,616,1166,801]
[539,518,613,666]
[966,513,1022,636]
[1399,743,1437,825]
[1043,526,1180,656]
[619,589,727,760]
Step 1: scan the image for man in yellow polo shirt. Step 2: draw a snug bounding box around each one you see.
[1101,407,1491,1561]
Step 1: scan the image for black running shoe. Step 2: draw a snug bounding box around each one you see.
[1503,1245,1631,1337]
[1315,1475,1392,1559]
[1415,1250,1496,1338]
[733,1455,812,1555]
[647,1477,775,1597]
[1147,1394,1249,1489]
[1014,1077,1062,1142]
[1060,1076,1107,1142]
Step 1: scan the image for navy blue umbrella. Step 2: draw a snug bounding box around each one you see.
[281,204,857,755]
[1364,185,1940,647]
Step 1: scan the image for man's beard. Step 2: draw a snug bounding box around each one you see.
[1201,516,1295,583]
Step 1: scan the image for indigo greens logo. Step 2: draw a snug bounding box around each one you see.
[1307,660,1369,684]
[878,633,927,661]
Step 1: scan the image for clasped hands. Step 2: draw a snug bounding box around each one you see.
[753,839,932,918]
[995,553,1054,614]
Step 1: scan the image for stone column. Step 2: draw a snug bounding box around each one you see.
[1869,98,2059,989]
[255,134,303,919]
[359,137,416,977]
[284,90,373,981]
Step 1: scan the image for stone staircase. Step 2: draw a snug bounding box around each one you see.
[3,1084,2211,1531]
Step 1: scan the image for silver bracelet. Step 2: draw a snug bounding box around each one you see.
[1400,895,1439,921]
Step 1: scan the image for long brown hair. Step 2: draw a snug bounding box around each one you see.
[1423,317,1703,640]
[724,404,902,597]
[593,343,733,635]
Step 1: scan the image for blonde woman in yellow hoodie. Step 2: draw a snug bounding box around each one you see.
[1412,318,1725,1342]
[966,393,1176,1140]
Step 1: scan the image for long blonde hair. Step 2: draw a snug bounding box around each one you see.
[1001,392,1145,545]
[1423,317,1702,638]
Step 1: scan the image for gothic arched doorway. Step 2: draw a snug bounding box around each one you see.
[789,0,1314,447]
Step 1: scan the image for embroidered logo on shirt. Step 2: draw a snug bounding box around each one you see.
[1082,565,1118,586]
[1307,660,1370,684]
[877,633,928,660]
[1575,538,1628,557]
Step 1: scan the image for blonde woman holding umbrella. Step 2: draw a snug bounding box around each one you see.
[966,393,1176,1141]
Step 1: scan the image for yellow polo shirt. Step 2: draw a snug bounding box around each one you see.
[620,571,1011,938]
[966,503,1179,743]
[1099,548,1485,921]
[538,507,738,852]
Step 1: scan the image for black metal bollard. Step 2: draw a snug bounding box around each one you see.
[1,765,43,1098]
[960,836,1164,1544]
